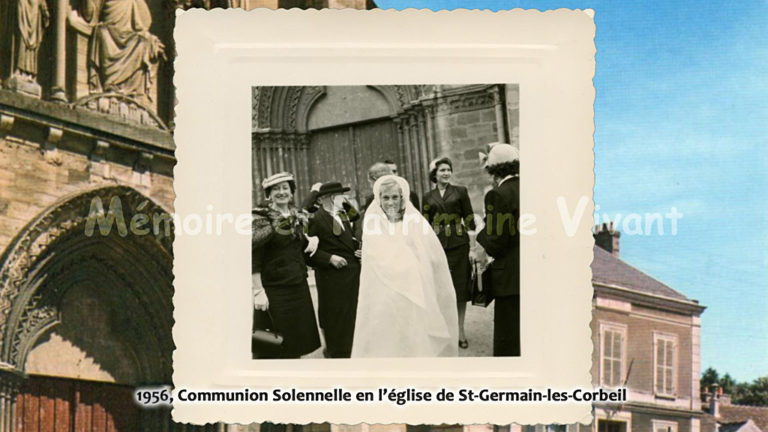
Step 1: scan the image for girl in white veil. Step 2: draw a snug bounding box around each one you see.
[351,175,459,357]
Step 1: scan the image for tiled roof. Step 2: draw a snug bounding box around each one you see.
[721,405,768,432]
[591,245,692,302]
[720,422,751,432]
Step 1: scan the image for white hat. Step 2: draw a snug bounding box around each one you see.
[261,172,295,190]
[428,156,452,173]
[483,142,519,167]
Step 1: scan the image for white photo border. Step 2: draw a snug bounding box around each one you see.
[173,7,595,425]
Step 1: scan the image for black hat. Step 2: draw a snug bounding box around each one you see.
[316,182,350,198]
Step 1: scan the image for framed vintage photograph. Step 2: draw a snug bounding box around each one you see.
[173,7,595,425]
[250,83,520,361]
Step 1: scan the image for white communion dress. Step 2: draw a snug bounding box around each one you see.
[351,175,459,358]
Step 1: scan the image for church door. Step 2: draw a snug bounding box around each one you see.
[16,375,139,431]
[308,118,399,206]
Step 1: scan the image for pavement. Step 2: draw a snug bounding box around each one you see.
[305,272,495,358]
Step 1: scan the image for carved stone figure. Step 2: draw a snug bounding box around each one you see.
[8,0,50,97]
[15,0,50,78]
[83,0,166,105]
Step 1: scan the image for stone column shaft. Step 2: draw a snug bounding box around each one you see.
[51,0,68,102]
[0,364,25,432]
[493,86,506,143]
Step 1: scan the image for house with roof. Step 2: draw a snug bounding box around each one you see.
[700,387,768,432]
[589,223,707,432]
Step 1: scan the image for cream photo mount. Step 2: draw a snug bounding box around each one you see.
[173,7,595,425]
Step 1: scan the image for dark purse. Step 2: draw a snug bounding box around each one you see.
[471,260,494,307]
[252,309,284,359]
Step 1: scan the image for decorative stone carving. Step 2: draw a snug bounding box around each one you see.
[437,87,496,114]
[292,86,324,132]
[42,127,62,151]
[10,303,58,366]
[0,186,173,365]
[7,0,50,98]
[81,0,166,105]
[134,151,154,173]
[74,93,168,130]
[89,140,110,162]
[66,0,169,129]
[0,115,15,134]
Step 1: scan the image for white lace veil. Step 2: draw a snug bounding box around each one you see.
[353,175,459,357]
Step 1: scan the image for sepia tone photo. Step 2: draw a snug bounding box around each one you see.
[251,84,521,360]
[174,8,594,424]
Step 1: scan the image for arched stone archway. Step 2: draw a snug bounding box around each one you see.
[251,85,442,205]
[0,185,175,431]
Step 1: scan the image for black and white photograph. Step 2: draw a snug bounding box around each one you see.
[250,84,520,359]
[173,8,594,424]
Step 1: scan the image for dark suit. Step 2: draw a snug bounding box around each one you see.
[422,184,476,302]
[308,207,361,358]
[476,176,520,356]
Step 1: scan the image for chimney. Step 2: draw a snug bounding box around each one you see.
[593,222,620,257]
[710,384,720,418]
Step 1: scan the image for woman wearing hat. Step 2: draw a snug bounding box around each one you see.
[252,172,321,359]
[421,157,476,349]
[476,143,521,356]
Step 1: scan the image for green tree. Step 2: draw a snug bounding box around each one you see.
[720,373,737,394]
[702,369,768,406]
[701,367,719,391]
[732,377,768,406]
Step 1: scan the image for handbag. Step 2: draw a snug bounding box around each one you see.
[471,261,494,307]
[252,309,284,359]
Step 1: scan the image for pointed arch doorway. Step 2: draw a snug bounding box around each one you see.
[0,186,184,431]
[252,85,439,206]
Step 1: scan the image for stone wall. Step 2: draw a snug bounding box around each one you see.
[0,135,174,253]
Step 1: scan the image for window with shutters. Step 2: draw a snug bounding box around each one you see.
[654,333,677,397]
[652,420,677,432]
[600,323,626,388]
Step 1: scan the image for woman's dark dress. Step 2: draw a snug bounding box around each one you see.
[252,206,321,358]
[422,184,476,302]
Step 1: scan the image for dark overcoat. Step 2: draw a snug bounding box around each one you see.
[476,177,521,356]
[307,207,361,358]
[252,206,321,358]
[476,177,520,297]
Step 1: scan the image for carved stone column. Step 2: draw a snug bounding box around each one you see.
[416,108,430,193]
[296,134,311,203]
[408,112,424,191]
[51,0,68,102]
[422,101,437,163]
[400,114,416,182]
[0,363,25,432]
[491,85,506,143]
[392,116,406,175]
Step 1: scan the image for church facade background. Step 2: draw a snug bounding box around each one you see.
[251,84,519,211]
[0,0,209,429]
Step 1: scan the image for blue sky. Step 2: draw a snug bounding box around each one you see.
[378,0,768,381]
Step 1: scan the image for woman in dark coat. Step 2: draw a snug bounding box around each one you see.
[421,157,476,349]
[476,143,521,357]
[252,172,321,359]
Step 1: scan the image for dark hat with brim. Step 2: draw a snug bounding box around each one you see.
[316,182,350,198]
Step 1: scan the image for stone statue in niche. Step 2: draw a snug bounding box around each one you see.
[7,0,50,97]
[82,0,166,106]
